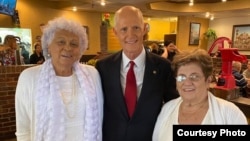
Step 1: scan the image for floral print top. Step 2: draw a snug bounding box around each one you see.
[0,50,15,66]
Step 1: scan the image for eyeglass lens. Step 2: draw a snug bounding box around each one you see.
[176,74,201,82]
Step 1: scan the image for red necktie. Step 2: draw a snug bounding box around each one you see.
[125,61,137,118]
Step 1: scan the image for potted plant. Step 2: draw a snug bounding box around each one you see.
[204,28,217,51]
[204,28,217,41]
[86,59,97,66]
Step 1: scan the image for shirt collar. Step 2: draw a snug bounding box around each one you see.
[122,48,146,69]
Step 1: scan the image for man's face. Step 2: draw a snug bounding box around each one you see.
[113,9,146,56]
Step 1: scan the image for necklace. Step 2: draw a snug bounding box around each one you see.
[178,100,208,124]
[60,73,78,118]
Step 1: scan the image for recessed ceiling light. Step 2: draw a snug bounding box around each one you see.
[205,12,210,18]
[101,1,106,6]
[72,6,77,12]
[210,15,214,20]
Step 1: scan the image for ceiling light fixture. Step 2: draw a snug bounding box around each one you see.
[205,12,210,18]
[222,0,227,2]
[210,15,214,20]
[72,6,77,12]
[205,12,215,20]
[100,0,106,6]
[189,0,193,6]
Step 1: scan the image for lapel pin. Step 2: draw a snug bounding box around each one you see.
[153,70,157,74]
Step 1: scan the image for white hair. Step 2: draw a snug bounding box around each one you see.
[41,17,88,59]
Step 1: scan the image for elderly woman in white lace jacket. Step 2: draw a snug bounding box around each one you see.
[15,17,103,141]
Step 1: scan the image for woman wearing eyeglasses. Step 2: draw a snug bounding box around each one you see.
[152,49,248,141]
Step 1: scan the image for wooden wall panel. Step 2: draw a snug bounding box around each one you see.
[107,29,121,52]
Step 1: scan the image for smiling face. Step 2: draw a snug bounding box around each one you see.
[113,6,146,60]
[176,63,210,103]
[48,29,81,74]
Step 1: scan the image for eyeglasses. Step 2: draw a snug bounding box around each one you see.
[176,74,203,82]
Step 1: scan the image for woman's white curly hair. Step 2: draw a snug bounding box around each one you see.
[41,17,88,60]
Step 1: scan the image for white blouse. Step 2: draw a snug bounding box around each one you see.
[57,75,85,140]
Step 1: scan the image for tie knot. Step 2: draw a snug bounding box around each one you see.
[129,61,135,68]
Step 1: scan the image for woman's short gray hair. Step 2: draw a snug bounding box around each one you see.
[41,17,88,59]
[172,49,213,80]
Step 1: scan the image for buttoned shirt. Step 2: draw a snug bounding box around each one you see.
[121,48,146,98]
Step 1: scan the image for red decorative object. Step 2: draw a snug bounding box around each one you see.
[104,13,110,20]
[208,37,247,90]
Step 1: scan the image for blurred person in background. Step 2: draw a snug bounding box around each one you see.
[161,40,180,62]
[231,61,248,97]
[150,42,161,55]
[0,35,21,65]
[242,60,250,97]
[29,42,45,64]
[242,60,250,82]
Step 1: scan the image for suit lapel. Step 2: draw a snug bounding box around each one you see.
[111,52,130,118]
[141,53,160,96]
[135,53,161,111]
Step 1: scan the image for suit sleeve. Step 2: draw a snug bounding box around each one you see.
[163,64,179,102]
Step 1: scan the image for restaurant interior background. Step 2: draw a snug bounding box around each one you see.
[0,0,250,57]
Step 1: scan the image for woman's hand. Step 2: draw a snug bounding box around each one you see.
[161,47,168,59]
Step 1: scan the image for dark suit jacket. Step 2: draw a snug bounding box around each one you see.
[95,50,179,141]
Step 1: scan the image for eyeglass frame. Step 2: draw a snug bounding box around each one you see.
[176,73,204,83]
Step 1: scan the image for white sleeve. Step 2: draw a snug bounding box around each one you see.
[152,103,170,141]
[15,67,37,141]
[87,66,104,141]
[95,70,104,141]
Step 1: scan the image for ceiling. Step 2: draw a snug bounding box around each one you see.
[46,0,250,19]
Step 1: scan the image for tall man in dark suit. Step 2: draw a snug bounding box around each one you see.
[95,6,179,141]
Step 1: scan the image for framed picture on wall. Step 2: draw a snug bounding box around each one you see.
[232,24,250,50]
[189,22,200,45]
[83,26,89,50]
